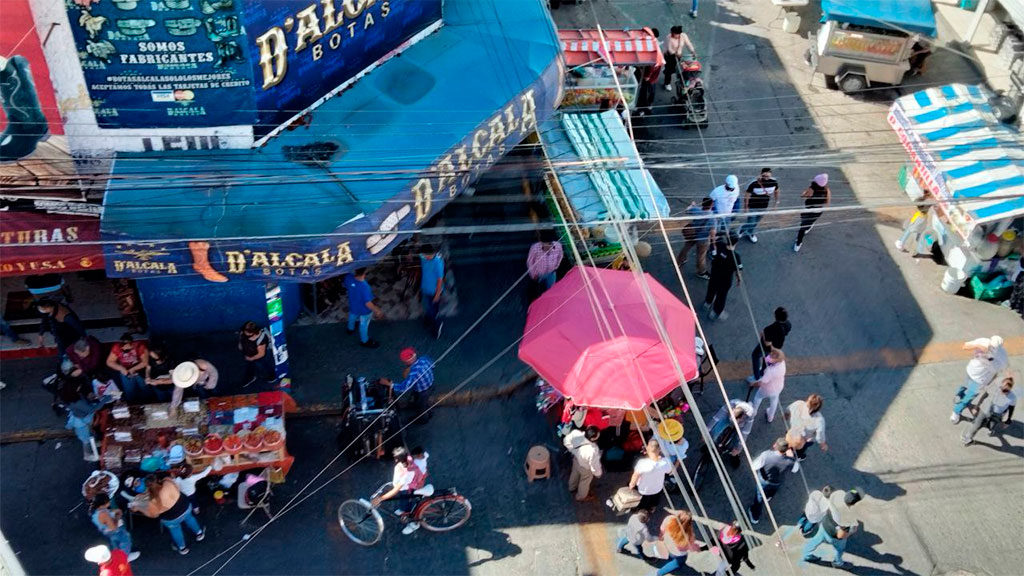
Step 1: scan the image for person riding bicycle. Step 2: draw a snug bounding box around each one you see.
[707,400,754,459]
[371,447,428,535]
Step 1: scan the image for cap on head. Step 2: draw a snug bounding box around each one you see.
[167,444,186,465]
[84,545,111,564]
[399,347,417,364]
[725,174,738,190]
[813,173,829,187]
[989,335,1004,349]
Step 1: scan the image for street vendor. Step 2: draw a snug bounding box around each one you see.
[169,360,219,415]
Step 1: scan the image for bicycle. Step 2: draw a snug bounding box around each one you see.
[338,482,472,545]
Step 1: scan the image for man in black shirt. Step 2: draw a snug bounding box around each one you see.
[748,307,792,387]
[702,237,741,321]
[746,437,796,524]
[801,489,863,568]
[738,168,779,244]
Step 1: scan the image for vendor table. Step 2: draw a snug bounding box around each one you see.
[98,391,294,479]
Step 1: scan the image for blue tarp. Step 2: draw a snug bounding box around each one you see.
[539,111,669,224]
[102,0,563,283]
[821,0,937,37]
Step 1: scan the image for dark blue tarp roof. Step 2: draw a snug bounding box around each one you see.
[102,0,563,282]
[821,0,937,37]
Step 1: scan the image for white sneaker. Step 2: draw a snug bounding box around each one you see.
[749,234,758,243]
[127,552,141,562]
[792,242,802,252]
[402,522,421,535]
[718,311,729,321]
[894,240,906,252]
[665,85,673,92]
[792,460,801,473]
[950,412,960,423]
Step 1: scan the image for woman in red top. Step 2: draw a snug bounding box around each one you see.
[106,333,148,404]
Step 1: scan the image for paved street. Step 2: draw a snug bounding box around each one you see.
[2,1,1023,575]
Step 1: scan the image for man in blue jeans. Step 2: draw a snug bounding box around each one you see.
[802,489,863,568]
[746,438,796,524]
[419,245,445,339]
[345,267,383,348]
[951,336,1007,423]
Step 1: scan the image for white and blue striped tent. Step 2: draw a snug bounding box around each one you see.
[888,84,1024,230]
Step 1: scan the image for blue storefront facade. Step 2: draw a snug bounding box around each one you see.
[93,0,564,335]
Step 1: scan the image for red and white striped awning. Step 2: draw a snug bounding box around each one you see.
[558,28,665,68]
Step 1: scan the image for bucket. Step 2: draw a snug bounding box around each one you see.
[941,268,967,294]
[782,13,802,34]
[997,229,1018,257]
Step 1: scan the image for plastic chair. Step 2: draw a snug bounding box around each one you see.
[524,445,551,482]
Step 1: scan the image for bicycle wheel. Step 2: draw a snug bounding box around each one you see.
[338,499,384,546]
[416,495,472,532]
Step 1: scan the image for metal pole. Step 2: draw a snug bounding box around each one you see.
[965,0,992,45]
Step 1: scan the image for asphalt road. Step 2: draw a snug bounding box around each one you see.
[2,1,1022,575]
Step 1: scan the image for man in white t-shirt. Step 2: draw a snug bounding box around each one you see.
[952,336,1008,423]
[629,439,672,512]
[709,174,740,239]
[962,377,1017,445]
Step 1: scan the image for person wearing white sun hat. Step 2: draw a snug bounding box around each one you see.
[169,359,219,415]
[84,544,135,575]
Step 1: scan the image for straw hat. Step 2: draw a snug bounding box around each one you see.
[656,419,684,443]
[172,361,200,388]
[828,489,863,527]
[84,545,111,564]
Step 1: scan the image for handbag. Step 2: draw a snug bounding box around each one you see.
[611,486,642,514]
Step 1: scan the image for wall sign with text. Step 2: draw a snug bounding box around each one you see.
[64,0,257,128]
[244,0,443,134]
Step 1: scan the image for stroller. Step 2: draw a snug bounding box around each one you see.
[336,375,404,463]
[671,57,710,129]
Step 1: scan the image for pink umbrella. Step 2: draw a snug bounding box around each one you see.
[518,266,698,410]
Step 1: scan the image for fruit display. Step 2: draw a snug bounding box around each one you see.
[223,433,243,454]
[263,429,284,449]
[204,433,224,455]
[244,430,264,450]
[183,436,204,457]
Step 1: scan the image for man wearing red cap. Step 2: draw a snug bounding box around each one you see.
[383,348,435,422]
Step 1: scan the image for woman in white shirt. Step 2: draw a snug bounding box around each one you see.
[750,349,786,424]
[786,393,828,462]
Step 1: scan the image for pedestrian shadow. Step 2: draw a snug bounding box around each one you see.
[964,421,1024,458]
[465,529,523,567]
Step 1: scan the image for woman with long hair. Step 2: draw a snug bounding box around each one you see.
[655,510,701,575]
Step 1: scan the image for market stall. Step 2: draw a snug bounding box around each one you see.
[888,83,1024,298]
[98,392,294,478]
[520,266,701,467]
[537,110,670,263]
[559,28,663,111]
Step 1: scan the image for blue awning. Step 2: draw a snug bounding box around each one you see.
[538,111,669,225]
[889,84,1024,230]
[821,0,937,37]
[101,0,563,282]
